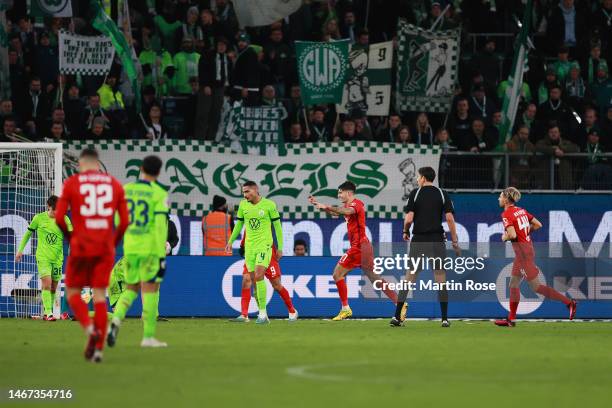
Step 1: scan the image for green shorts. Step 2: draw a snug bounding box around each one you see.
[244,244,273,273]
[124,254,161,285]
[37,259,62,281]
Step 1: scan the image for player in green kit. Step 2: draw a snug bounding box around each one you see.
[15,196,72,321]
[107,155,169,348]
[225,181,283,324]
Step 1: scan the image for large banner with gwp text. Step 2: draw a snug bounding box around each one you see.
[63,141,440,219]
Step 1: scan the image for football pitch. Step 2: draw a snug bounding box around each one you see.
[1,319,610,408]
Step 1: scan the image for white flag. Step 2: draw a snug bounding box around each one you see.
[233,0,302,28]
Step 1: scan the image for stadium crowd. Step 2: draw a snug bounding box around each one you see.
[0,0,611,189]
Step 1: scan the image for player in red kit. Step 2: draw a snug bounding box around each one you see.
[229,233,298,322]
[55,148,129,362]
[309,181,397,320]
[495,187,577,327]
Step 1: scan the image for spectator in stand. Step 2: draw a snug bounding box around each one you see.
[309,107,332,142]
[8,33,32,74]
[397,125,411,144]
[199,9,219,51]
[17,77,48,139]
[83,94,111,136]
[86,117,110,140]
[546,0,589,58]
[33,31,59,91]
[173,37,201,95]
[198,36,231,140]
[0,117,22,142]
[264,26,293,98]
[552,46,572,83]
[231,32,260,106]
[582,42,605,85]
[47,121,66,142]
[413,112,434,145]
[537,68,560,105]
[447,97,472,150]
[354,116,373,140]
[139,32,174,97]
[537,84,575,137]
[293,239,308,256]
[591,61,612,117]
[48,108,69,139]
[9,50,28,102]
[515,102,540,141]
[139,103,169,140]
[63,83,85,138]
[341,9,358,43]
[506,125,536,189]
[564,61,587,112]
[601,106,612,150]
[420,1,458,30]
[322,18,341,40]
[97,71,125,112]
[375,113,401,142]
[153,1,182,54]
[335,118,362,141]
[468,84,495,123]
[15,17,35,55]
[434,128,455,187]
[288,122,305,143]
[581,128,611,189]
[213,0,239,43]
[497,72,532,106]
[592,0,612,64]
[575,107,600,149]
[286,86,305,127]
[466,117,497,153]
[178,6,204,45]
[470,39,499,95]
[354,29,369,49]
[535,123,580,189]
[0,100,15,130]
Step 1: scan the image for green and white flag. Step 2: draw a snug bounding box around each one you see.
[499,0,533,145]
[0,0,11,100]
[29,0,73,18]
[337,41,393,117]
[59,30,115,75]
[90,0,141,113]
[222,102,287,156]
[396,21,460,113]
[296,40,350,106]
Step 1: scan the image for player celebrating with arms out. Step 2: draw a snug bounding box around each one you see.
[309,181,398,321]
[55,148,129,362]
[15,195,72,321]
[107,155,169,347]
[496,187,577,327]
[225,181,283,324]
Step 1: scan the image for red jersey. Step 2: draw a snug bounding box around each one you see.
[501,205,534,244]
[344,199,368,248]
[55,170,129,257]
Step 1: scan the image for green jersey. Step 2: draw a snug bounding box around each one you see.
[234,198,282,251]
[123,180,169,257]
[18,212,72,263]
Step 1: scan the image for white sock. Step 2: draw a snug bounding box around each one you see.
[342,305,350,311]
[258,311,268,319]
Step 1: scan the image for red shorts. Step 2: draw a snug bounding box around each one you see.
[511,243,539,280]
[242,258,282,281]
[338,241,374,271]
[65,255,115,288]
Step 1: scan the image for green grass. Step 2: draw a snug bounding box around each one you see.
[1,319,610,408]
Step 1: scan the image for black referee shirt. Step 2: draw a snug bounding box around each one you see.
[404,185,454,235]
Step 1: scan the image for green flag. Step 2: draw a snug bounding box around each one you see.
[90,0,141,113]
[499,0,533,146]
[296,40,350,105]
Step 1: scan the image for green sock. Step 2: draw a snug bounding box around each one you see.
[142,292,159,339]
[113,289,138,322]
[41,290,52,315]
[255,280,267,314]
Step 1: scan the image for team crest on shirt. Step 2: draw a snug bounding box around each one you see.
[46,234,58,245]
[249,219,261,230]
[258,209,265,217]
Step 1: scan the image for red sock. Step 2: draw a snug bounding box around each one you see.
[68,293,91,330]
[335,278,349,307]
[509,287,520,320]
[276,287,296,313]
[93,302,107,350]
[378,278,398,303]
[536,285,571,305]
[241,288,251,317]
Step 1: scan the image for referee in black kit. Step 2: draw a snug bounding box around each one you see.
[391,166,460,327]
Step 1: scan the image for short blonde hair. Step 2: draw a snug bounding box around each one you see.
[502,187,521,203]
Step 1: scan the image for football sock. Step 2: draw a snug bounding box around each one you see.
[142,291,158,339]
[68,293,91,329]
[277,287,296,313]
[241,288,251,317]
[93,301,107,349]
[255,280,267,314]
[335,278,349,307]
[395,289,409,319]
[536,284,571,305]
[438,288,448,320]
[112,289,138,323]
[41,289,52,316]
[509,287,520,320]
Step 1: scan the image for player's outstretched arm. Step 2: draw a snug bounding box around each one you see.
[15,229,34,262]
